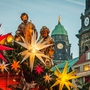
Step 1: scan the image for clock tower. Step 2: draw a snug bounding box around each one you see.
[51,16,72,63]
[76,0,90,57]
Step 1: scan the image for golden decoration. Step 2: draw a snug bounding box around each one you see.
[6,34,14,43]
[50,62,80,90]
[0,62,9,72]
[43,73,52,83]
[11,60,20,71]
[58,15,60,23]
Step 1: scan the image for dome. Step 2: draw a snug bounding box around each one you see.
[51,22,68,36]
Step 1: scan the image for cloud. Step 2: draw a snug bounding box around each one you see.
[66,0,85,6]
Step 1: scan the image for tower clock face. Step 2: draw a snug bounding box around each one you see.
[57,43,63,49]
[84,17,89,26]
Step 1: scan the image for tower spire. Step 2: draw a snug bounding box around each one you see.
[85,0,90,14]
[58,15,60,24]
[86,0,90,10]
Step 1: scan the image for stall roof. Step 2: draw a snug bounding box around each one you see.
[52,57,79,72]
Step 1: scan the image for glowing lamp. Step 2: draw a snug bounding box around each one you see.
[31,48,36,53]
[6,34,14,43]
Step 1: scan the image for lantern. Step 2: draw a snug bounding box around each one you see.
[6,34,14,43]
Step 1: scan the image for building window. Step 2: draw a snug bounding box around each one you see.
[85,76,90,83]
[86,51,90,60]
[59,36,61,39]
[83,64,90,71]
[75,77,83,85]
[56,35,59,39]
[74,67,80,73]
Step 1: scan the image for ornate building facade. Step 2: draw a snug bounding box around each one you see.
[72,0,90,88]
[76,0,90,57]
[51,17,72,64]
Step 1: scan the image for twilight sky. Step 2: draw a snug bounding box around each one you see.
[0,0,85,58]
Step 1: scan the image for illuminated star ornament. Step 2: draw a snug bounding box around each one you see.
[50,62,80,90]
[11,60,20,71]
[43,73,52,83]
[15,32,53,71]
[0,33,11,41]
[0,61,9,72]
[34,65,44,74]
[0,33,14,62]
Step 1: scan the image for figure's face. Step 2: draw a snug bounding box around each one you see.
[42,29,48,38]
[21,15,28,23]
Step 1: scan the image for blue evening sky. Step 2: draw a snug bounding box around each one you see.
[0,0,85,58]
